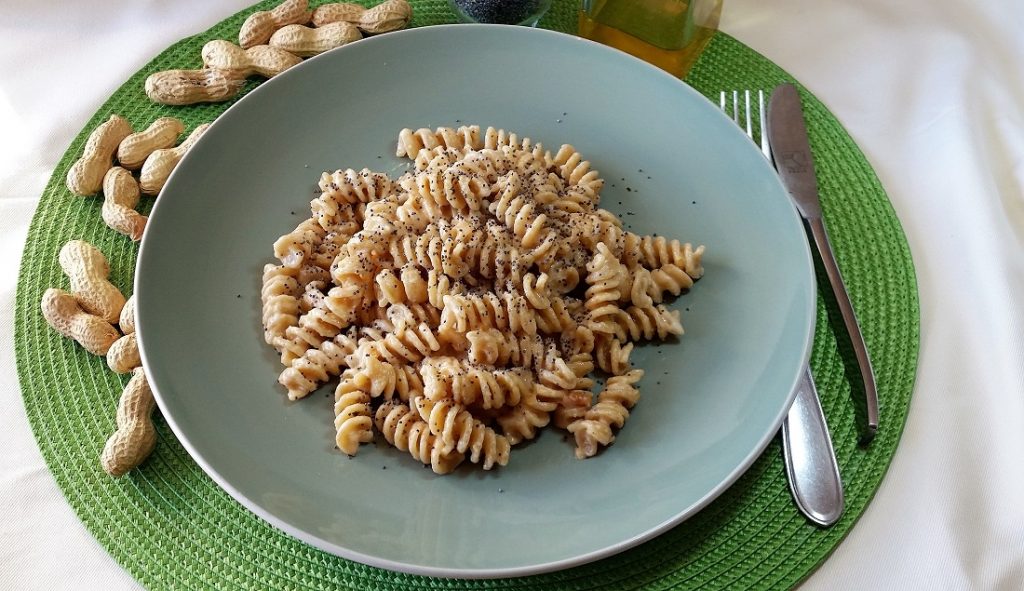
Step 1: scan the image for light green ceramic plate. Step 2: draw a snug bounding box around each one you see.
[136,25,814,578]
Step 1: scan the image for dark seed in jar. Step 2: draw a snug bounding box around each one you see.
[453,0,545,24]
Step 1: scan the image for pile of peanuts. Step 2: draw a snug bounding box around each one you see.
[66,114,210,240]
[45,0,412,476]
[41,241,154,476]
[146,0,413,105]
[64,1,414,243]
[56,113,208,475]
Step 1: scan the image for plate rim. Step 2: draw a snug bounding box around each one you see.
[136,23,816,579]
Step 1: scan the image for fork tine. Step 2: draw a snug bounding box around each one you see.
[718,88,773,163]
[758,90,771,160]
[744,90,753,139]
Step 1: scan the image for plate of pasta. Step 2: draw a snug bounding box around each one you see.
[136,24,815,578]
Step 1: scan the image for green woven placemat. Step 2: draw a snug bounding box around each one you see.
[14,1,918,589]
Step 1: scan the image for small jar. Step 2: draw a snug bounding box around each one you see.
[578,0,723,78]
[449,0,554,27]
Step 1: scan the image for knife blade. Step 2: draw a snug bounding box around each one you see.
[766,83,879,438]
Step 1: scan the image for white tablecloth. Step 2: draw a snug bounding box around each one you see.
[2,1,1022,589]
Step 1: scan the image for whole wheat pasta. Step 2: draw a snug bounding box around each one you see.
[261,125,705,471]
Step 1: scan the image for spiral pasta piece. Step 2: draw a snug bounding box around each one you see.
[425,270,467,309]
[500,144,549,180]
[384,302,442,333]
[553,353,597,428]
[413,397,511,469]
[625,266,656,308]
[404,161,490,214]
[466,328,545,367]
[396,125,484,159]
[296,264,330,287]
[465,329,575,389]
[355,321,443,365]
[386,220,482,280]
[279,305,348,366]
[548,144,604,198]
[567,352,596,381]
[534,295,576,335]
[326,249,378,321]
[394,190,447,231]
[373,267,407,306]
[334,371,374,456]
[386,224,444,271]
[313,168,393,229]
[458,147,518,179]
[475,220,529,286]
[561,323,596,357]
[630,234,706,279]
[375,263,466,309]
[375,401,464,474]
[308,223,360,270]
[546,193,591,223]
[489,171,551,250]
[567,369,644,459]
[553,389,593,429]
[349,303,392,328]
[398,264,430,305]
[274,217,327,268]
[584,243,627,335]
[563,209,625,264]
[413,146,465,172]
[278,331,359,400]
[496,384,563,445]
[439,292,539,338]
[298,281,327,314]
[261,264,300,349]
[594,337,633,376]
[420,356,533,410]
[649,263,696,300]
[481,128,546,163]
[338,355,423,402]
[610,304,684,342]
[545,262,582,296]
[394,215,522,287]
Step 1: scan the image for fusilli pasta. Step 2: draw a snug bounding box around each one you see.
[567,369,644,459]
[334,369,374,455]
[261,125,706,473]
[413,396,511,469]
[279,330,359,400]
[261,264,300,350]
[313,168,393,229]
[375,400,464,474]
[420,356,533,410]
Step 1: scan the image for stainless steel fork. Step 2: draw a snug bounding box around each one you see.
[720,89,844,527]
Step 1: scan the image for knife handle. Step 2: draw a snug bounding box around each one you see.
[781,367,844,526]
[807,216,879,437]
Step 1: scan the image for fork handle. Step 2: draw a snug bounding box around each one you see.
[782,367,844,526]
[807,216,879,437]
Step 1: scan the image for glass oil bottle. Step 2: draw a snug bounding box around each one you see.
[578,0,723,78]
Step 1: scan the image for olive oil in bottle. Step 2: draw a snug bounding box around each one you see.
[578,0,722,78]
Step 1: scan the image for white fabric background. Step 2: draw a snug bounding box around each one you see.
[1,0,1022,589]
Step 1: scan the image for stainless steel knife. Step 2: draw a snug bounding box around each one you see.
[766,83,879,438]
